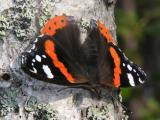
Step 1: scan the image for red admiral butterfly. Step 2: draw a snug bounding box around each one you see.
[21,15,146,89]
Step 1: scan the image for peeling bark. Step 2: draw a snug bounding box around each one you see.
[0,0,126,120]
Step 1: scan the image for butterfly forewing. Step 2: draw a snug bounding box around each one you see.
[108,43,147,87]
[21,35,71,85]
[21,15,89,85]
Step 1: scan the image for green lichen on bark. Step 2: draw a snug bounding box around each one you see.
[0,88,20,117]
[78,18,90,29]
[38,0,62,27]
[83,106,110,120]
[0,0,37,41]
[24,96,58,120]
[33,104,57,120]
[0,15,9,37]
[24,96,38,112]
[25,101,58,120]
[0,0,62,41]
[38,0,53,27]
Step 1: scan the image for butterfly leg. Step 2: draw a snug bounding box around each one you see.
[57,84,101,99]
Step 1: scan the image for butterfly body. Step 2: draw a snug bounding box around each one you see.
[21,15,146,88]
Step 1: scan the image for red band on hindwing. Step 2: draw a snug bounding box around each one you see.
[97,20,116,44]
[97,20,121,88]
[44,39,76,83]
[109,47,121,88]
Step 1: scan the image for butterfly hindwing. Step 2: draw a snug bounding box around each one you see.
[82,19,114,86]
[95,20,146,88]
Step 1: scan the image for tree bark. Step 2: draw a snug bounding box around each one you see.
[0,0,126,119]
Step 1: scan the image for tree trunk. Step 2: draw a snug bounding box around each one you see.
[0,0,126,119]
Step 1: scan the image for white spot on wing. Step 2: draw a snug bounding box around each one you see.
[21,55,24,64]
[29,67,37,73]
[32,59,35,62]
[118,48,122,52]
[42,55,46,58]
[123,63,125,67]
[133,69,136,72]
[138,67,142,70]
[31,63,34,66]
[34,38,38,43]
[39,34,44,37]
[127,73,135,86]
[139,78,145,84]
[123,53,128,60]
[130,61,133,64]
[127,64,132,71]
[31,44,35,49]
[35,55,41,62]
[42,65,54,79]
[27,50,31,53]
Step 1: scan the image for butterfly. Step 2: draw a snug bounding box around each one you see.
[21,15,146,89]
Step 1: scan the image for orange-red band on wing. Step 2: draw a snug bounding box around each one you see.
[44,39,76,83]
[41,15,68,36]
[109,47,121,88]
[97,20,116,44]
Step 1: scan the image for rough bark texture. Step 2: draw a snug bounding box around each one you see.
[0,0,126,120]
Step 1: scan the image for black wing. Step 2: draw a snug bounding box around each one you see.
[21,16,89,85]
[108,43,147,87]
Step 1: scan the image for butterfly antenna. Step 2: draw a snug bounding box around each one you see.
[108,89,132,116]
